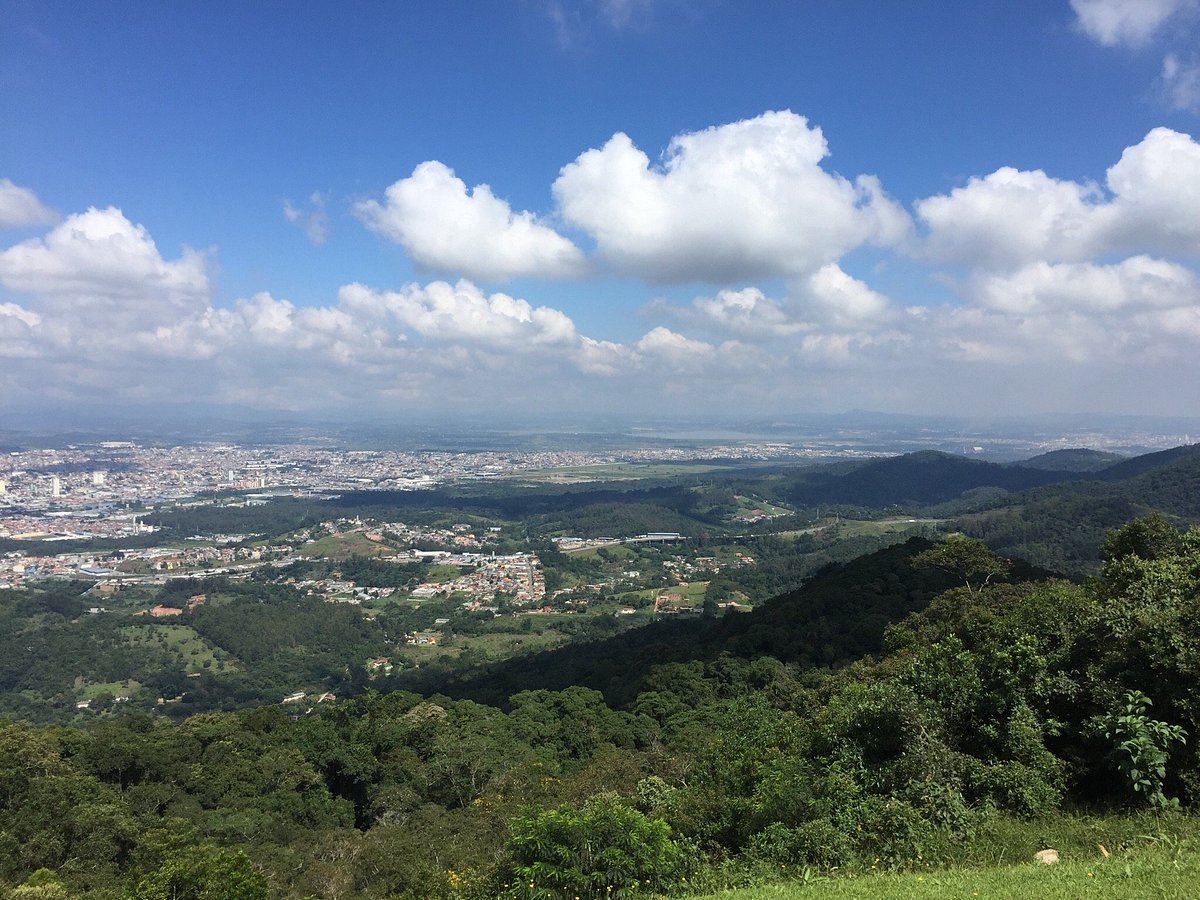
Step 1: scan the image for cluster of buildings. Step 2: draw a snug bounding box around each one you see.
[417,553,545,606]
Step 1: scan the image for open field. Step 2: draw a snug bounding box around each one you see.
[696,815,1200,900]
[396,627,570,664]
[567,543,637,560]
[77,679,140,700]
[122,623,236,673]
[695,849,1200,899]
[659,580,710,602]
[425,562,467,582]
[730,494,794,519]
[300,531,393,559]
[777,518,945,540]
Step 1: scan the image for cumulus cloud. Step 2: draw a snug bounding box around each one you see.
[9,112,1200,418]
[283,192,330,246]
[0,203,730,407]
[969,255,1198,314]
[552,110,909,283]
[688,287,805,337]
[669,265,892,341]
[0,179,58,229]
[0,207,209,319]
[915,254,1200,372]
[916,168,1107,269]
[355,161,586,281]
[1070,0,1190,47]
[338,280,579,348]
[916,128,1200,268]
[802,264,892,326]
[635,326,715,364]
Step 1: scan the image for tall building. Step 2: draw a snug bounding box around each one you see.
[51,476,62,497]
[92,471,107,486]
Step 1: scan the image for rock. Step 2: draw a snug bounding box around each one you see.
[1034,849,1060,865]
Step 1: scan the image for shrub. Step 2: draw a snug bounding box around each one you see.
[503,792,685,899]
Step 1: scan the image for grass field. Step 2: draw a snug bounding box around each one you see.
[694,815,1200,900]
[301,530,393,559]
[396,628,569,664]
[77,679,140,700]
[569,543,636,560]
[660,580,710,601]
[122,623,236,673]
[426,562,467,583]
[730,495,794,519]
[776,518,944,540]
[693,849,1199,899]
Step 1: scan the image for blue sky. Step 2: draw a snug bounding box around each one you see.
[2,0,1200,422]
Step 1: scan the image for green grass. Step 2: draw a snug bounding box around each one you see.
[396,628,568,664]
[426,563,466,583]
[77,679,140,700]
[566,543,636,559]
[659,581,710,603]
[122,623,236,674]
[693,815,1200,900]
[730,495,794,519]
[692,848,1199,899]
[302,531,392,559]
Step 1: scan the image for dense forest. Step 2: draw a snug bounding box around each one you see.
[2,516,1200,897]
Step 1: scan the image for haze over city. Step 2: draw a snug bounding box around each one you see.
[3,1,1200,424]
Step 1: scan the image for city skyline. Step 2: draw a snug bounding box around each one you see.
[3,1,1200,421]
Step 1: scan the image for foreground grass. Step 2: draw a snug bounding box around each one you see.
[694,815,1200,900]
[694,849,1198,899]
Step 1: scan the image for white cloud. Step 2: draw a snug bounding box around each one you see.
[1162,54,1200,111]
[635,326,715,364]
[552,110,909,283]
[574,336,635,376]
[802,264,892,325]
[283,192,330,246]
[338,279,579,348]
[0,179,58,229]
[669,265,891,340]
[916,167,1108,269]
[689,287,805,337]
[970,255,1198,314]
[1104,127,1200,253]
[1070,0,1190,47]
[356,161,586,281]
[916,128,1200,268]
[0,207,210,325]
[919,254,1200,370]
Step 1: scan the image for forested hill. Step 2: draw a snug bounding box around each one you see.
[1093,442,1200,481]
[780,450,1086,508]
[960,443,1200,573]
[398,538,1050,708]
[1012,448,1126,472]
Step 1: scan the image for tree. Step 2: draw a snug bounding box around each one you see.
[132,845,268,900]
[503,793,684,899]
[1101,514,1182,563]
[912,536,1011,593]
